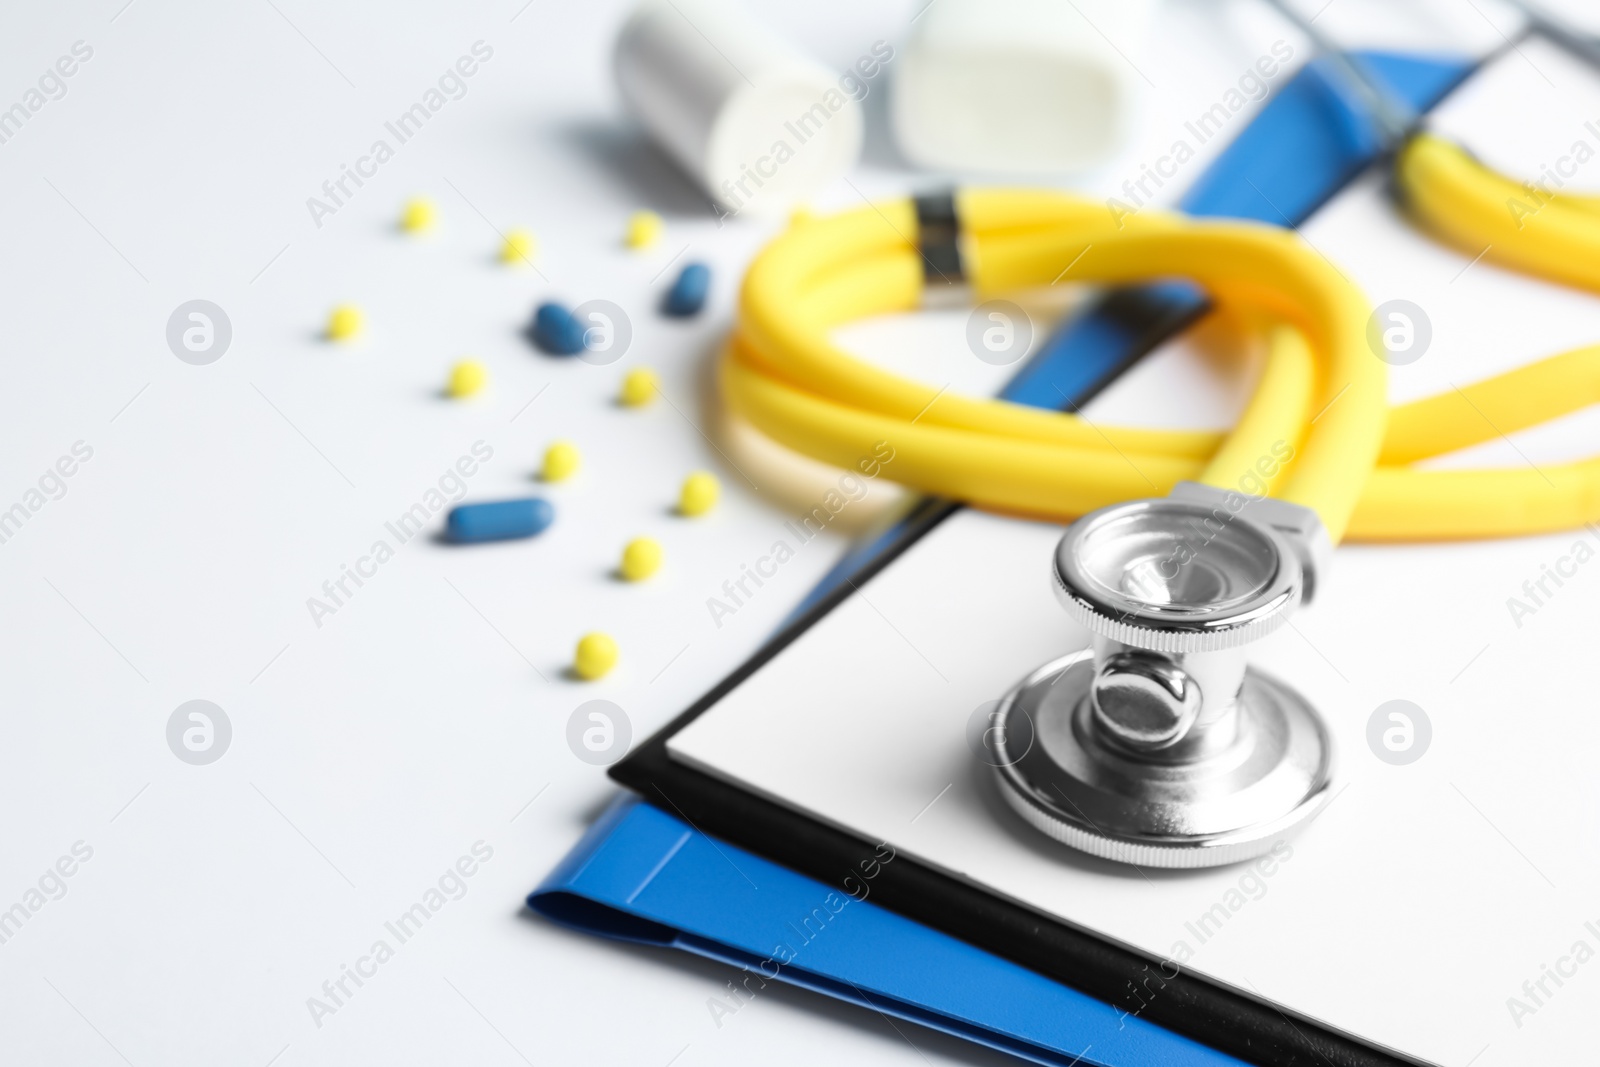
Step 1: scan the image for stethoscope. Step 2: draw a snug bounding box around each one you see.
[717,9,1600,868]
[990,1,1600,868]
[990,485,1334,867]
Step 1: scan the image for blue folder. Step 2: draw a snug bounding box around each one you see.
[531,52,1475,1067]
[536,796,1241,1066]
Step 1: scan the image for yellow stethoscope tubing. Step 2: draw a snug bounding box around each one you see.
[725,190,1600,543]
[736,190,1384,543]
[1398,132,1600,294]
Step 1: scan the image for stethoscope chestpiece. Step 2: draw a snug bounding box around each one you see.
[988,484,1335,869]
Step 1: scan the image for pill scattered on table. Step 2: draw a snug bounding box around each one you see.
[678,470,720,516]
[663,262,711,317]
[502,228,537,265]
[401,197,435,233]
[326,304,363,341]
[446,498,554,543]
[620,537,662,581]
[531,302,586,355]
[542,440,581,482]
[619,367,658,407]
[625,210,662,249]
[574,632,618,680]
[447,359,488,398]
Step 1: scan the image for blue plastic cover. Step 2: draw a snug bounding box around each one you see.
[532,798,1242,1067]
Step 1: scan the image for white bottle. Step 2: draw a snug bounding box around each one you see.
[614,0,864,216]
[892,0,1154,174]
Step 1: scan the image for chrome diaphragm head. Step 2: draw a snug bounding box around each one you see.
[987,486,1335,868]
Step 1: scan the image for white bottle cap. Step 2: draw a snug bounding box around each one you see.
[892,0,1153,174]
[614,0,863,216]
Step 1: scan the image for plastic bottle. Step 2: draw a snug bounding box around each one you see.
[892,0,1154,174]
[614,0,863,216]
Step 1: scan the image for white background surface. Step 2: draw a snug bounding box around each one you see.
[0,1,1587,1065]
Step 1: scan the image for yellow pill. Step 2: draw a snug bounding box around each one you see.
[447,359,488,398]
[620,537,663,581]
[574,632,618,680]
[542,440,581,482]
[788,206,815,228]
[625,210,663,249]
[326,304,363,341]
[501,228,537,264]
[619,367,658,407]
[678,471,720,516]
[401,197,435,232]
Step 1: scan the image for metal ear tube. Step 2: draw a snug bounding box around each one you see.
[989,483,1335,868]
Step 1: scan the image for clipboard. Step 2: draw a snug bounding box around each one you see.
[533,50,1484,1067]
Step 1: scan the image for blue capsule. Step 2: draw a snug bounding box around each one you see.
[446,498,554,543]
[663,262,711,317]
[531,302,586,355]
